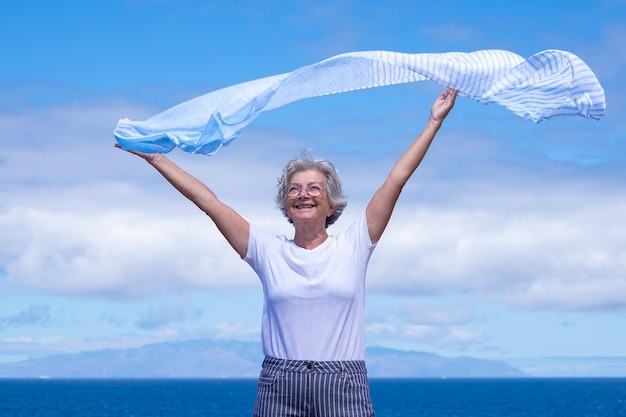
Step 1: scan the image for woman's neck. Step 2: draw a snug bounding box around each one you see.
[293,227,329,250]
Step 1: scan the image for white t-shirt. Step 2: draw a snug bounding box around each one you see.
[244,212,376,361]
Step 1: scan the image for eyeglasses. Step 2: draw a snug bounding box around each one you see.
[286,183,325,197]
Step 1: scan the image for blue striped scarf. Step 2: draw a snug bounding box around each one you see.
[114,49,605,155]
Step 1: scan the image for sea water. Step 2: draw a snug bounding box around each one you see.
[0,378,624,416]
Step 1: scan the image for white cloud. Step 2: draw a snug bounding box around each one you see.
[213,322,261,341]
[368,184,626,311]
[366,322,493,353]
[0,305,53,328]
[0,334,153,358]
[136,302,204,330]
[1,203,258,299]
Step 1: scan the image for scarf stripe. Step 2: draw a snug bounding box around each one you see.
[114,49,605,155]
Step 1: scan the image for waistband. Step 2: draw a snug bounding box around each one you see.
[262,356,367,374]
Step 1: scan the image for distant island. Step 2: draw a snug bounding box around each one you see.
[0,339,523,379]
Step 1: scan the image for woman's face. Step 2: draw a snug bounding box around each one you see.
[286,169,336,228]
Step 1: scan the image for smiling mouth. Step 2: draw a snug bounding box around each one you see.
[295,204,316,209]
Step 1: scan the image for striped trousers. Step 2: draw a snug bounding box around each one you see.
[253,356,375,417]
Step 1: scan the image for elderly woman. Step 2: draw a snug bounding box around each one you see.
[118,87,457,417]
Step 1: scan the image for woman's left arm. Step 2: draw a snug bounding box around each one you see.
[366,88,457,244]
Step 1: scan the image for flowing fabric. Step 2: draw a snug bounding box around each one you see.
[113,49,605,155]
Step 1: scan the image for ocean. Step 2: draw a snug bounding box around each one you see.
[0,378,624,416]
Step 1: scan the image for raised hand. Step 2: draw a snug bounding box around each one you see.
[430,87,457,123]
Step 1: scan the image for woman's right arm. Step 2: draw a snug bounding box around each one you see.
[117,146,250,258]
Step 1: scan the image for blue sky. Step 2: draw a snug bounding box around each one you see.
[1,0,625,377]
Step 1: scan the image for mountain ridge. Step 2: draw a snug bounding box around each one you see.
[0,339,524,378]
